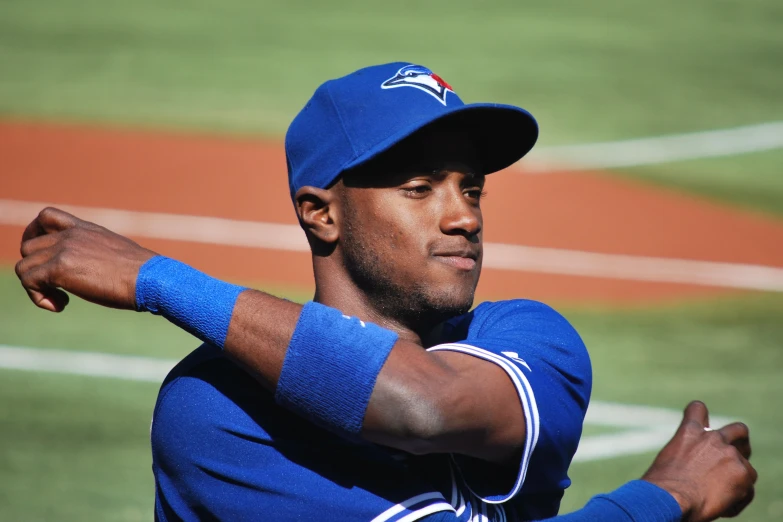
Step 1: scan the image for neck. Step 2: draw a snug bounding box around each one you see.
[312,259,436,347]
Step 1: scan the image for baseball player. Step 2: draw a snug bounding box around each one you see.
[16,63,755,521]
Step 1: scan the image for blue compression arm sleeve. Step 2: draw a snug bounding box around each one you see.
[542,480,682,522]
[135,256,246,348]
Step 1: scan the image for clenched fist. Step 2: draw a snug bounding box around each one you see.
[16,207,158,312]
[643,401,756,521]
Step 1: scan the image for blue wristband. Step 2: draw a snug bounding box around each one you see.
[539,480,681,522]
[135,256,246,349]
[275,301,398,438]
[584,480,682,522]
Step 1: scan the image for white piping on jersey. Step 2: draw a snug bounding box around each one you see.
[427,343,541,505]
[500,352,531,371]
[498,504,508,522]
[449,459,468,517]
[447,460,510,521]
[480,499,489,522]
[460,490,505,522]
[395,503,458,522]
[370,492,455,522]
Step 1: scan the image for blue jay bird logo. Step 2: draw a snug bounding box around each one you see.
[381,65,455,105]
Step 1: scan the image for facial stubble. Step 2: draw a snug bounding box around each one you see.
[340,205,476,329]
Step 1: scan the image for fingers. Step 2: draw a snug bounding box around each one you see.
[718,422,749,443]
[722,486,755,518]
[681,400,709,430]
[746,460,758,485]
[20,231,61,257]
[21,218,45,244]
[37,207,79,232]
[718,422,751,455]
[21,207,78,242]
[15,248,70,313]
[23,286,70,313]
[18,208,81,313]
[717,422,751,459]
[717,422,757,519]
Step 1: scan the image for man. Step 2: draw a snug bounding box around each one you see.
[16,63,755,521]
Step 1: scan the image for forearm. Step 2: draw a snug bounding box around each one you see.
[135,257,301,392]
[222,289,301,392]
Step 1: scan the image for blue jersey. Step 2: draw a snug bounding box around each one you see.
[151,299,591,521]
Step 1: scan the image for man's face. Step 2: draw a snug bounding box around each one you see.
[336,127,484,326]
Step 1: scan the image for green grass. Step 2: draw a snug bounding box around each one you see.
[0,372,158,522]
[1,267,782,520]
[616,148,783,217]
[0,269,312,358]
[0,269,196,358]
[1,0,782,214]
[559,293,783,519]
[0,0,781,145]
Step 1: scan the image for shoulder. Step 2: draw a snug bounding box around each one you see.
[440,299,590,371]
[432,300,592,504]
[152,345,343,456]
[152,345,273,457]
[469,300,588,357]
[471,299,578,333]
[155,344,258,419]
[441,299,592,406]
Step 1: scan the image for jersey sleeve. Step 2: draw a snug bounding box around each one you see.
[427,299,592,507]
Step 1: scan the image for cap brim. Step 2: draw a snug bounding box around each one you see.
[342,103,538,176]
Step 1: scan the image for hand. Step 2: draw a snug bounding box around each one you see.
[642,401,756,522]
[15,207,157,312]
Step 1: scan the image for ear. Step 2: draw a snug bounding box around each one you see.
[295,186,339,245]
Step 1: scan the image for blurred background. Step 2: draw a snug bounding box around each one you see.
[1,0,782,519]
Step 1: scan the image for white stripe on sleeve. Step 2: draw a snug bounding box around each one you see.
[426,343,540,504]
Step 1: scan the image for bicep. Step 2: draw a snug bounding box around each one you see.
[430,350,527,461]
[429,339,589,505]
[362,343,526,463]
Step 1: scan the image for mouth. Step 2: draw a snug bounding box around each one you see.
[432,249,479,271]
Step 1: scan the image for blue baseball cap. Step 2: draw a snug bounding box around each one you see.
[285,62,538,200]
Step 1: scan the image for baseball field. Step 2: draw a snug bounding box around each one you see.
[1,0,782,520]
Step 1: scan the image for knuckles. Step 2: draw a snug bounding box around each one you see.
[733,422,750,439]
[14,258,24,278]
[39,206,59,216]
[37,207,58,221]
[38,206,77,223]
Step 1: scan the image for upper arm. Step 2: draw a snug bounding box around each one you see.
[450,301,592,502]
[363,339,526,462]
[366,300,592,504]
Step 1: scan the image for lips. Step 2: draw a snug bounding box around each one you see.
[432,247,480,271]
[435,255,477,271]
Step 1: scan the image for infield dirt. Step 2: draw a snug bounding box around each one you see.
[3,121,783,305]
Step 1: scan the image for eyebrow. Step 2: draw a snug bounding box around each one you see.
[429,168,484,183]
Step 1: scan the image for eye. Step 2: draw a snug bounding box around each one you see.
[401,182,432,198]
[465,188,487,201]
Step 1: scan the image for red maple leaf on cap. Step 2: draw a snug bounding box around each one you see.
[430,72,453,91]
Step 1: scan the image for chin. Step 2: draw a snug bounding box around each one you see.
[422,286,475,318]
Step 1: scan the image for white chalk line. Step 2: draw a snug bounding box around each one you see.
[524,121,783,172]
[0,344,173,382]
[3,198,783,292]
[575,402,733,462]
[0,344,734,462]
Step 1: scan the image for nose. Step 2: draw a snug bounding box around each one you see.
[439,186,482,239]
